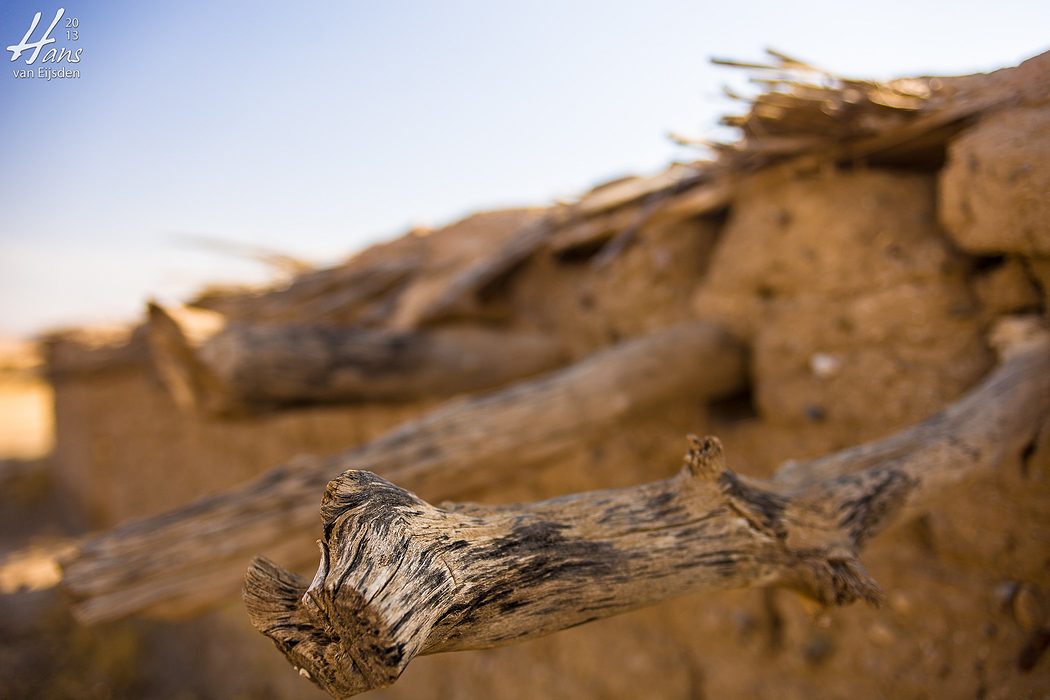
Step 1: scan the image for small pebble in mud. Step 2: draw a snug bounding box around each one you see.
[803,633,835,665]
[650,247,672,270]
[889,591,912,616]
[809,352,843,378]
[734,609,757,641]
[1012,584,1047,631]
[995,581,1020,608]
[868,621,895,646]
[803,404,827,422]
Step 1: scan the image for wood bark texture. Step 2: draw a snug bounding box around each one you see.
[61,321,745,622]
[244,322,1050,698]
[145,303,570,414]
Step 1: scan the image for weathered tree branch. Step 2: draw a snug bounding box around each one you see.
[145,303,569,414]
[405,212,565,326]
[61,321,745,622]
[244,321,1050,698]
[187,235,426,324]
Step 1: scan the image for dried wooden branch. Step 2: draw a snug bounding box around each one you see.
[572,164,706,217]
[244,321,1050,698]
[61,321,745,622]
[171,233,314,275]
[188,235,426,325]
[405,212,567,326]
[145,303,569,414]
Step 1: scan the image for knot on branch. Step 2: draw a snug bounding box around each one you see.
[683,434,725,479]
[319,469,426,540]
[680,436,884,607]
[682,436,792,542]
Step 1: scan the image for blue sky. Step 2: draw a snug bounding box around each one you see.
[1,1,1048,337]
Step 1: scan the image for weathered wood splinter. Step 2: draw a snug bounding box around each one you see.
[245,320,1050,698]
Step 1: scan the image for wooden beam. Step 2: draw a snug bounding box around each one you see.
[244,320,1050,698]
[145,303,570,414]
[60,321,745,623]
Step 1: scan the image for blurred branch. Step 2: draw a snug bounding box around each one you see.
[59,321,745,623]
[145,303,570,414]
[170,232,315,276]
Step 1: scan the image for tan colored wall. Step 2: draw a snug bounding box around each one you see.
[38,162,1050,697]
[51,363,434,525]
